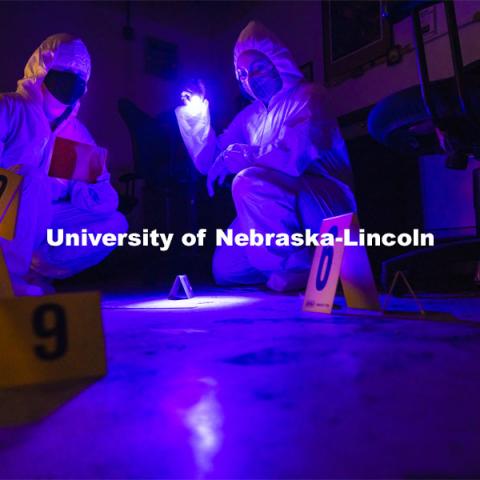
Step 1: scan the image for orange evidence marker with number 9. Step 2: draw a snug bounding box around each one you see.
[0,292,106,388]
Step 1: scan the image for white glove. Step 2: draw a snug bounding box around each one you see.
[206,143,258,197]
[49,178,72,202]
[175,98,211,160]
[221,143,258,173]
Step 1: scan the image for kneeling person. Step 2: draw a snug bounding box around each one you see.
[176,22,356,291]
[0,34,128,295]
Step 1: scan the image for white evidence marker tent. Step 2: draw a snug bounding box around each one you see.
[168,274,194,300]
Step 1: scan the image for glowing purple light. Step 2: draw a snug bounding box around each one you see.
[183,93,205,116]
[120,295,261,310]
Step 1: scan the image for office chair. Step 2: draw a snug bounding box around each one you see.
[368,0,480,290]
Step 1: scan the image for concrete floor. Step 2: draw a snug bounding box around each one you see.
[1,287,480,479]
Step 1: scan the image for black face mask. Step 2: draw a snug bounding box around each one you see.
[43,69,86,105]
[247,64,282,104]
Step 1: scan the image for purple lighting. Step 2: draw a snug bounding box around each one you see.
[113,295,262,310]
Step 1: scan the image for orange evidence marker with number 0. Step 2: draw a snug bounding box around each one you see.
[303,212,380,314]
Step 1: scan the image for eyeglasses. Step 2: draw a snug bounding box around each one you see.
[236,61,276,82]
[236,67,249,82]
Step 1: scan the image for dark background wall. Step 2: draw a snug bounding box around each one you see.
[1,1,480,284]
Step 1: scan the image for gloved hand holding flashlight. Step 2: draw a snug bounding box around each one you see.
[175,78,213,172]
[179,79,208,117]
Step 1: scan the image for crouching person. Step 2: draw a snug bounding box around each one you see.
[0,34,127,295]
[176,22,356,291]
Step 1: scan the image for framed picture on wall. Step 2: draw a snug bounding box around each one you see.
[322,0,392,86]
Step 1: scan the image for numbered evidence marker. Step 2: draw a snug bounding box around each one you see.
[303,212,380,314]
[0,292,106,388]
[0,248,13,297]
[0,167,22,241]
[168,274,194,300]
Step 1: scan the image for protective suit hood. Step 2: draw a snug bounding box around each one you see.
[234,21,304,99]
[17,33,91,107]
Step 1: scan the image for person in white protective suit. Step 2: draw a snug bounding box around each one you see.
[0,34,127,295]
[176,21,356,291]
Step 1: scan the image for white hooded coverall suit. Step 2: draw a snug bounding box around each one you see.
[176,22,356,286]
[0,34,127,289]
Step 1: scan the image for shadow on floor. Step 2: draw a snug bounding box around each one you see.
[0,378,99,427]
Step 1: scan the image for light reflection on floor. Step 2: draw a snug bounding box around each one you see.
[104,295,262,310]
[183,377,223,477]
